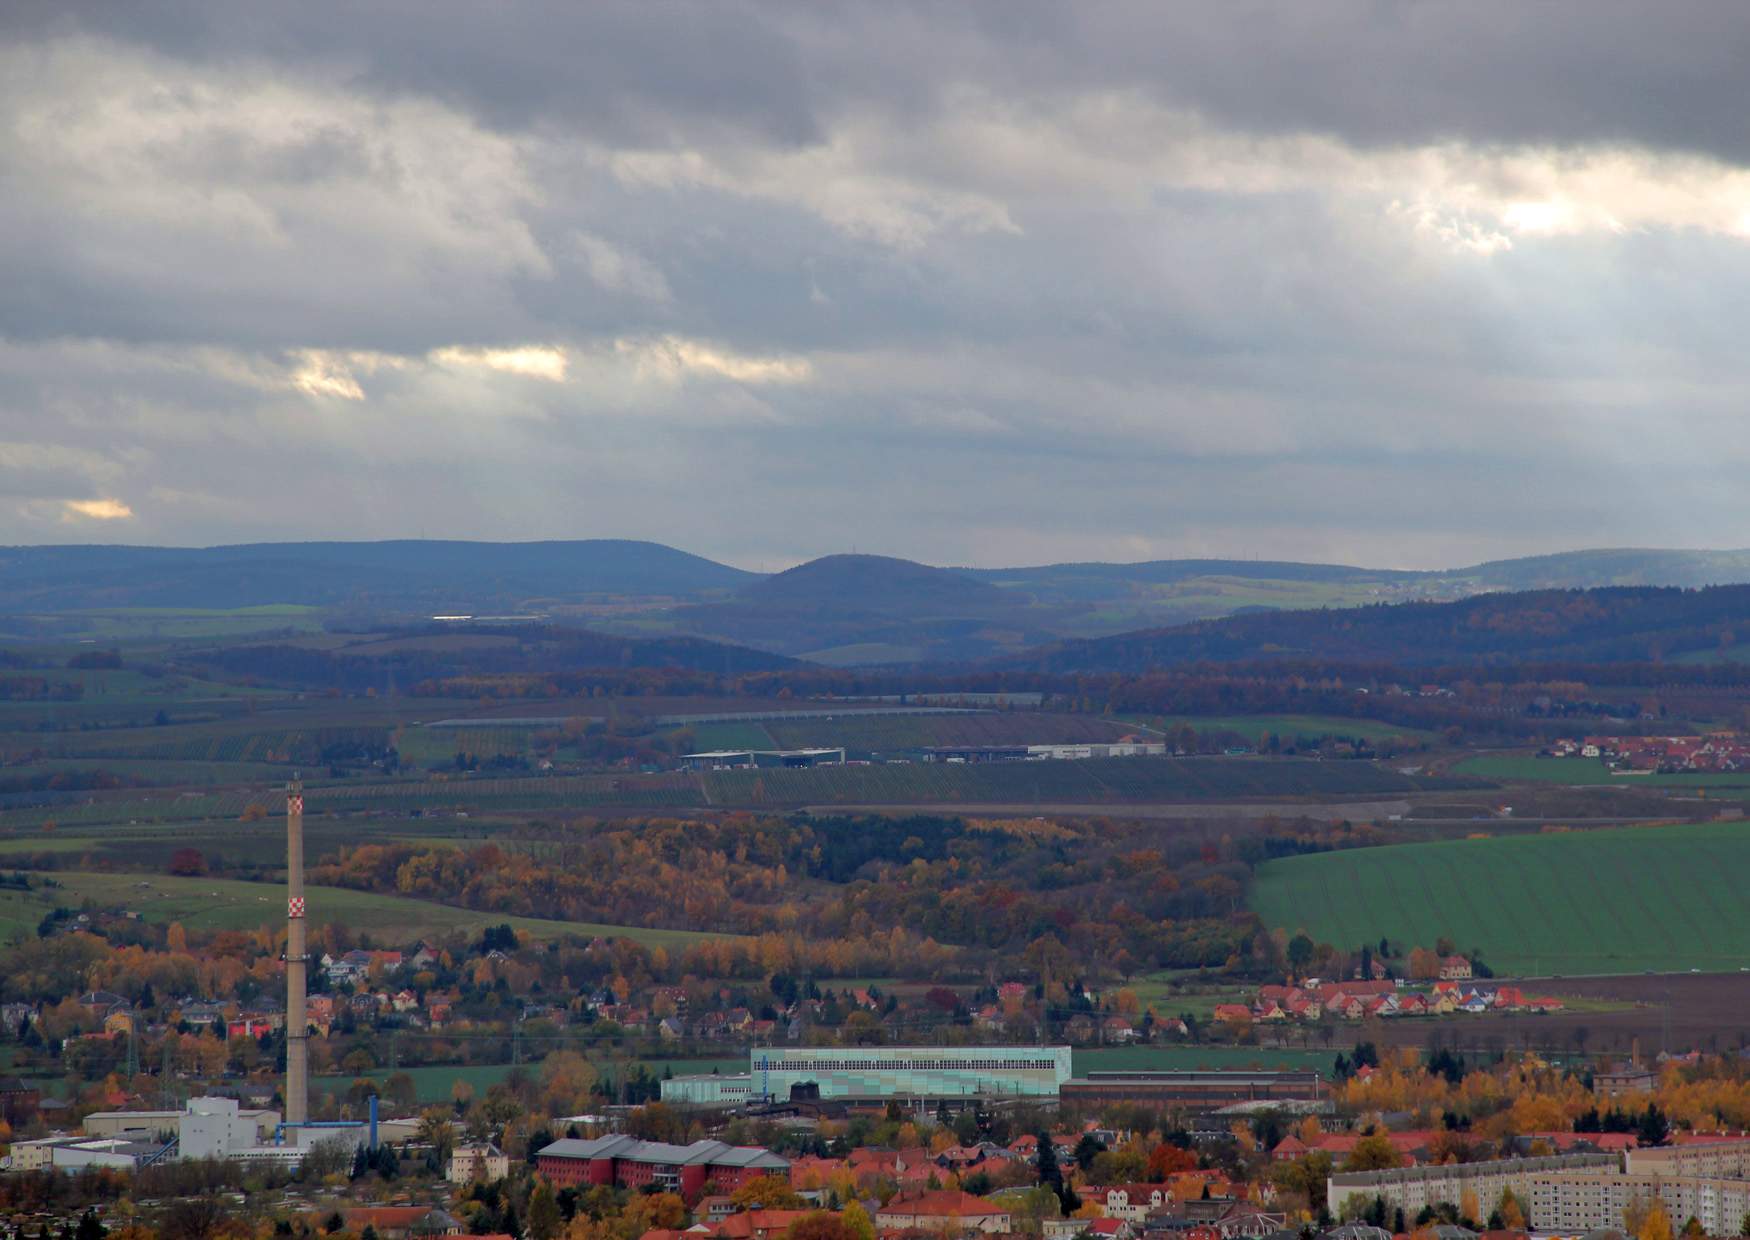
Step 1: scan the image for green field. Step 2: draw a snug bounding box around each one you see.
[36,606,326,641]
[1456,754,1750,789]
[0,770,705,829]
[1139,714,1436,745]
[0,872,744,948]
[705,756,1470,807]
[316,1056,750,1105]
[685,721,779,750]
[1251,820,1750,974]
[1073,1045,1334,1072]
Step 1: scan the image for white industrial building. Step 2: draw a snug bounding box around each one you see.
[181,1096,368,1165]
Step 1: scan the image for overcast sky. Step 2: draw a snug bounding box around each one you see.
[4,3,1750,571]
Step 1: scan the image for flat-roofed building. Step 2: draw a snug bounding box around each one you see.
[1328,1155,1617,1224]
[535,1135,787,1205]
[1596,1066,1658,1099]
[1626,1139,1750,1179]
[747,1045,1071,1102]
[1528,1170,1750,1235]
[662,1073,756,1106]
[1062,1070,1323,1110]
[681,749,845,771]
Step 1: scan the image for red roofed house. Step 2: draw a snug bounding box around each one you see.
[706,1211,812,1240]
[1097,1185,1171,1221]
[537,1136,787,1206]
[876,1191,1012,1234]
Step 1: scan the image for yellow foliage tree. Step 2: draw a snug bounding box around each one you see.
[1343,1134,1401,1172]
[1636,1202,1673,1240]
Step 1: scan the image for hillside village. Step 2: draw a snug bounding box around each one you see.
[1216,980,1565,1031]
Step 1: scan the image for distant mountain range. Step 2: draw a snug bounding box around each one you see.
[1003,584,1750,671]
[9,540,1750,664]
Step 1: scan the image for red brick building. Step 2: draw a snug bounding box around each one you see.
[535,1136,788,1205]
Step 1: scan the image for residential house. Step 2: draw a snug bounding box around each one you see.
[334,1209,461,1240]
[1102,1016,1138,1043]
[875,1191,1012,1234]
[448,1142,510,1184]
[704,1211,812,1240]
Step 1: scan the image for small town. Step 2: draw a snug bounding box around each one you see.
[6,6,1750,1240]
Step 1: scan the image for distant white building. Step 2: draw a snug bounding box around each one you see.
[181,1096,366,1165]
[9,1135,163,1171]
[448,1142,510,1184]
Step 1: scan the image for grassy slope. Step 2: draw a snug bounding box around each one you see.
[1251,821,1750,974]
[1457,754,1750,789]
[1135,714,1437,744]
[706,756,1462,807]
[0,872,742,948]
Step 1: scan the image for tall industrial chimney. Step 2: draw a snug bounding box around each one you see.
[285,776,308,1125]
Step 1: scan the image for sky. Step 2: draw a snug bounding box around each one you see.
[4,2,1750,571]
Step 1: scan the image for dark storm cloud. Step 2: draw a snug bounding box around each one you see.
[9,2,1750,163]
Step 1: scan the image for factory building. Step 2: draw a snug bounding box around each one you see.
[1060,1069,1325,1110]
[83,1109,206,1141]
[662,1046,1072,1105]
[535,1135,788,1205]
[681,748,845,770]
[923,743,1166,762]
[182,1096,369,1165]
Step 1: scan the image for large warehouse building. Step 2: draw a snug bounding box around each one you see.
[535,1135,788,1204]
[662,1046,1073,1106]
[1059,1069,1325,1109]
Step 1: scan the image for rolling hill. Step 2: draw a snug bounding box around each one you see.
[0,539,754,613]
[1002,584,1750,671]
[14,541,1750,665]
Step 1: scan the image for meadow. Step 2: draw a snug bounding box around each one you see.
[1456,753,1750,789]
[0,871,744,948]
[705,756,1468,807]
[1250,820,1750,975]
[1136,714,1437,745]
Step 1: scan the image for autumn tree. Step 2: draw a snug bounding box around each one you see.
[1633,1202,1674,1240]
[783,1215,859,1240]
[168,848,207,877]
[732,1177,804,1210]
[417,1109,456,1163]
[1408,947,1441,980]
[1147,1142,1198,1180]
[1496,1189,1526,1231]
[841,1202,876,1240]
[1287,934,1316,977]
[1344,1134,1401,1172]
[527,1180,562,1240]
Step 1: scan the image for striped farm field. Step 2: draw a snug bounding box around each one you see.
[705,756,1468,807]
[1250,820,1750,975]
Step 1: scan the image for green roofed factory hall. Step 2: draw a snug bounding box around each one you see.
[661,1046,1072,1105]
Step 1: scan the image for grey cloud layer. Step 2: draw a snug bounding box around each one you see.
[2,3,1748,567]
